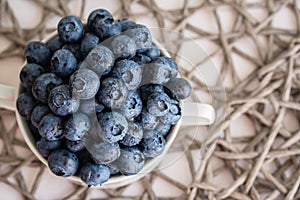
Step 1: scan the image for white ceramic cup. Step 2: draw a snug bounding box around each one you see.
[0,33,215,188]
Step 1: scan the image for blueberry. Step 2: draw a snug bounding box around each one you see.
[79,99,104,115]
[107,163,119,175]
[119,122,143,146]
[139,84,164,102]
[48,85,80,116]
[141,61,176,85]
[114,146,145,176]
[139,108,159,130]
[141,47,161,60]
[57,16,84,43]
[155,123,172,137]
[65,113,90,141]
[63,43,83,61]
[125,24,152,53]
[87,9,113,33]
[37,137,63,157]
[48,149,79,177]
[50,49,77,77]
[24,41,51,66]
[159,99,181,124]
[132,53,151,65]
[31,104,51,128]
[119,18,137,31]
[109,35,137,59]
[80,33,99,57]
[140,130,166,157]
[153,57,178,79]
[70,68,100,99]
[97,77,128,109]
[16,92,37,120]
[47,35,64,53]
[32,73,63,104]
[164,78,192,100]
[38,113,64,141]
[111,60,142,91]
[97,112,128,143]
[20,63,45,88]
[66,140,85,152]
[90,142,120,164]
[85,45,114,75]
[79,162,110,186]
[94,17,122,40]
[146,92,171,116]
[119,90,142,120]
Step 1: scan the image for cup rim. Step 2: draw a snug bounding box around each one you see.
[16,31,183,188]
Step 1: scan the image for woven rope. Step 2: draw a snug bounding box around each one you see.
[0,0,300,199]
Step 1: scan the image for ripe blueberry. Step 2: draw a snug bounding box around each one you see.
[24,41,51,66]
[50,49,77,77]
[57,15,84,43]
[38,113,64,141]
[140,130,166,157]
[114,146,145,176]
[70,68,100,100]
[48,85,80,116]
[79,162,110,186]
[31,104,51,128]
[97,112,128,143]
[97,77,128,109]
[31,73,63,104]
[20,63,44,88]
[65,113,90,141]
[48,149,79,177]
[119,122,143,146]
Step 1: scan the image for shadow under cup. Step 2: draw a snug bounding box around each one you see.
[0,31,215,188]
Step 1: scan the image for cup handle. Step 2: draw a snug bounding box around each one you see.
[181,102,215,126]
[0,84,16,111]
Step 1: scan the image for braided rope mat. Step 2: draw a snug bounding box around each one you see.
[1,0,300,199]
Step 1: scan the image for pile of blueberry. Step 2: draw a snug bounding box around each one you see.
[16,9,192,186]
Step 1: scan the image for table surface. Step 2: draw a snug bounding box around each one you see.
[0,0,299,199]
